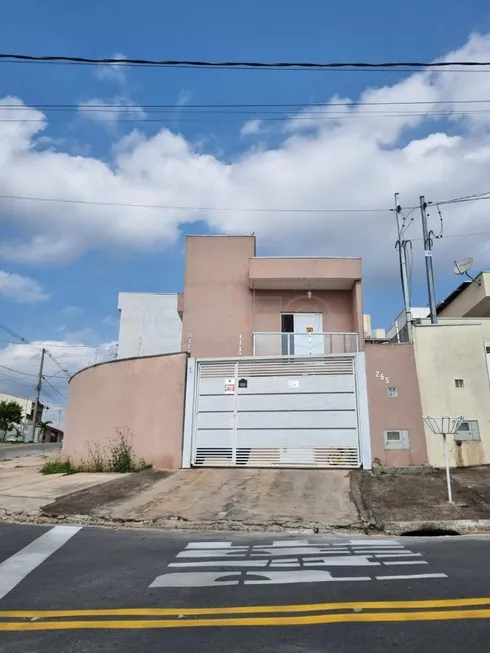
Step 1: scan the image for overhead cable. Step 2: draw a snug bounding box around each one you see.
[1,53,490,70]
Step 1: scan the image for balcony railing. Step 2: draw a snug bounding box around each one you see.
[252,332,359,357]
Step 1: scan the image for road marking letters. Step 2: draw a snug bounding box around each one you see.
[150,538,447,588]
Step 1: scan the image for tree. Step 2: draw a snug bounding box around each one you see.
[37,420,53,442]
[0,400,23,442]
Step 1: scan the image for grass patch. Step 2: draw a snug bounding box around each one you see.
[41,460,78,475]
[40,429,152,475]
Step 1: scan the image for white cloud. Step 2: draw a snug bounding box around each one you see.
[94,53,128,85]
[240,119,264,137]
[0,270,48,303]
[1,34,490,285]
[61,306,85,317]
[78,96,146,128]
[0,340,116,413]
[103,315,119,327]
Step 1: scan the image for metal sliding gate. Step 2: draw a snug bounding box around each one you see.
[190,355,362,468]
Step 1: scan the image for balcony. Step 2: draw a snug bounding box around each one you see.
[252,332,359,357]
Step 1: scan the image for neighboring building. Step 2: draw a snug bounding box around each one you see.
[43,424,64,443]
[409,272,490,467]
[413,317,490,467]
[437,272,490,318]
[364,314,387,340]
[0,391,44,441]
[386,307,430,341]
[117,292,182,359]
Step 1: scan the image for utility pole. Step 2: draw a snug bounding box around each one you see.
[394,193,413,342]
[420,196,438,324]
[30,348,45,442]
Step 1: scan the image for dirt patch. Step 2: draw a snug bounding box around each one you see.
[42,470,174,517]
[351,465,490,528]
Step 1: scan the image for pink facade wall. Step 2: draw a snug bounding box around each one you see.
[253,289,355,333]
[352,280,365,350]
[62,353,188,469]
[181,235,363,358]
[365,343,427,466]
[249,256,362,287]
[181,236,256,358]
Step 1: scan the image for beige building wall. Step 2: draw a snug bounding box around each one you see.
[438,273,490,318]
[413,320,490,467]
[365,343,427,466]
[63,352,188,469]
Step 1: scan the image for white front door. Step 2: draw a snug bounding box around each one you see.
[293,313,324,356]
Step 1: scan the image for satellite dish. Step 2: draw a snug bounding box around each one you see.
[453,257,473,275]
[452,257,482,286]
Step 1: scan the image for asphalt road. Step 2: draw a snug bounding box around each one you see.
[0,524,490,651]
[0,442,60,460]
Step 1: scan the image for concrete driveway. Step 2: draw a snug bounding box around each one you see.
[44,468,360,530]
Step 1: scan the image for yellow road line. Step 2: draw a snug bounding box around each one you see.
[2,608,490,631]
[1,597,490,619]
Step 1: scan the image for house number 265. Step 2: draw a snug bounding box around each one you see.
[375,371,390,384]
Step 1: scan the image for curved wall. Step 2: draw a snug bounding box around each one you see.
[62,352,188,469]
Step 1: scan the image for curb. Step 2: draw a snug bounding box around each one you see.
[383,519,490,535]
[0,509,365,534]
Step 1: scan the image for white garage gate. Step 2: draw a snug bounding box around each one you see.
[183,354,371,469]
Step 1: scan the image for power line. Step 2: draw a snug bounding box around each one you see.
[44,350,70,379]
[432,191,490,206]
[1,190,490,218]
[0,193,389,214]
[4,99,490,109]
[5,109,490,124]
[0,323,70,379]
[412,229,490,242]
[1,188,490,219]
[0,364,38,377]
[0,371,35,390]
[42,378,68,401]
[1,53,490,70]
[0,338,107,350]
[0,323,28,344]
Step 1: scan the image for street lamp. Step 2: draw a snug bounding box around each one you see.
[423,415,465,503]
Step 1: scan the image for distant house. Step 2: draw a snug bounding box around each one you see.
[42,424,64,443]
[0,391,44,441]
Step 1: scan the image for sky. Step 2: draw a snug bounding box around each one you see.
[1,0,490,418]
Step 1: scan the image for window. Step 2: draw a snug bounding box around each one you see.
[384,430,410,450]
[455,420,480,442]
[387,387,398,398]
[386,431,401,442]
[455,379,465,388]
